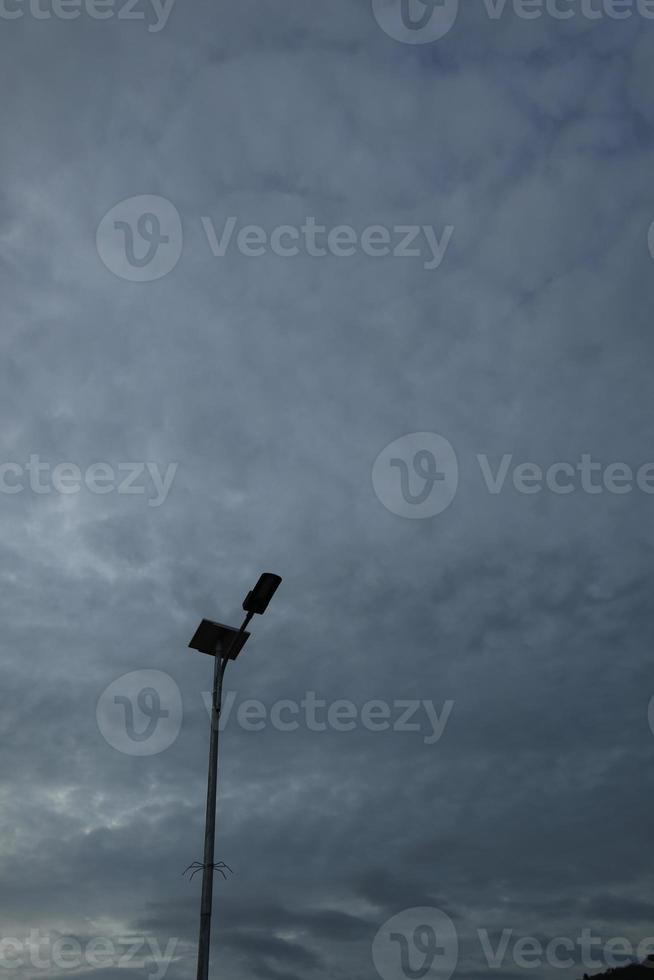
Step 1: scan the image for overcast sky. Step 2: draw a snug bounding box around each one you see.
[1,2,654,980]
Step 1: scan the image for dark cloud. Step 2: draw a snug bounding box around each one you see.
[1,3,654,980]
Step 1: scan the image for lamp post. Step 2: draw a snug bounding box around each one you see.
[188,573,282,980]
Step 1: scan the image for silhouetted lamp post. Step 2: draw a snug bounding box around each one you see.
[188,572,282,980]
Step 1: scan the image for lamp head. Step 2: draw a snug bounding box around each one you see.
[242,573,282,615]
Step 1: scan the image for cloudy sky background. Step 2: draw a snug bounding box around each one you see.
[1,2,654,979]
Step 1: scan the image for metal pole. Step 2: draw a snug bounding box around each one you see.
[195,612,252,980]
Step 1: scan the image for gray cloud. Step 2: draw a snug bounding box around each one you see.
[1,3,654,980]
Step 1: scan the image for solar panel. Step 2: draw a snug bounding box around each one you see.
[188,619,251,660]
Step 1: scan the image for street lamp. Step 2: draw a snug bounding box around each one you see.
[188,573,282,980]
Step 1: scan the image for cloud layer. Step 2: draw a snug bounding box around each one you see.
[1,2,654,979]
